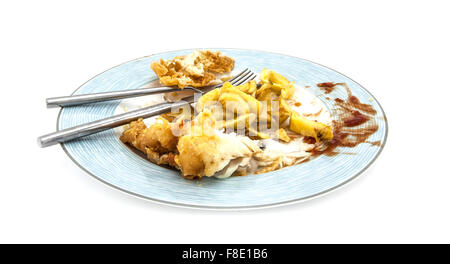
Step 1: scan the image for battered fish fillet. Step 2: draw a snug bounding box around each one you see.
[151,50,234,88]
[120,111,261,179]
[175,111,261,179]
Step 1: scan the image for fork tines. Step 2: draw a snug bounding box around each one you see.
[213,68,257,88]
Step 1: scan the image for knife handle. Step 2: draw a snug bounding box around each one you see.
[37,100,190,147]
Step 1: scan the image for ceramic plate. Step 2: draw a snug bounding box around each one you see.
[58,48,388,209]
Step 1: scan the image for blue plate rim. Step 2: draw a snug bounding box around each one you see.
[57,48,389,210]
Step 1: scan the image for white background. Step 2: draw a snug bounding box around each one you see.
[1,0,449,243]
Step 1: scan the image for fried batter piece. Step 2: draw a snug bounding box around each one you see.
[151,50,234,88]
[120,118,179,167]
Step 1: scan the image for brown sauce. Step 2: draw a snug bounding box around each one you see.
[313,83,380,156]
[343,110,369,127]
[317,82,338,94]
[348,95,377,115]
[303,136,316,144]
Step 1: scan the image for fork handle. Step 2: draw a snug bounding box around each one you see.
[37,100,189,148]
[46,86,183,108]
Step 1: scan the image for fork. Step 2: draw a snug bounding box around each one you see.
[37,69,257,147]
[46,68,251,107]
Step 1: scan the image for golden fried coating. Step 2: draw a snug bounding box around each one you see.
[120,118,179,166]
[198,50,235,73]
[175,111,260,179]
[150,50,234,88]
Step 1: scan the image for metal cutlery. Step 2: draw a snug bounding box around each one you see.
[38,69,256,147]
